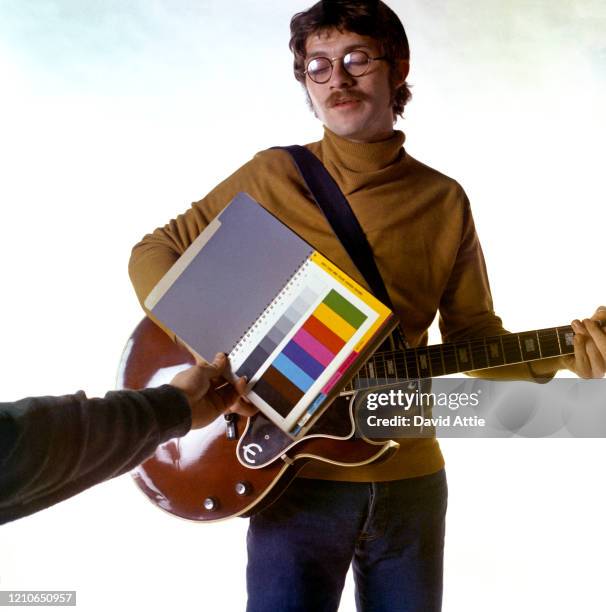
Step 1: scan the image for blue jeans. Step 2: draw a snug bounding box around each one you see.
[246,469,447,612]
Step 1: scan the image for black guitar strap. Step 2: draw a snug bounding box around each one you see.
[276,144,408,350]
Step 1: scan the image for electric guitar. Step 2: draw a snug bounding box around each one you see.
[117,317,590,522]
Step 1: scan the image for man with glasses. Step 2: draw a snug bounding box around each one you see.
[128,1,606,610]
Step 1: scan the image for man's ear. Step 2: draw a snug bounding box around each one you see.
[393,59,410,88]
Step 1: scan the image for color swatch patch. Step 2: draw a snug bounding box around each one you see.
[252,289,367,417]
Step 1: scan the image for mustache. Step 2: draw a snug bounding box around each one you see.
[326,91,369,107]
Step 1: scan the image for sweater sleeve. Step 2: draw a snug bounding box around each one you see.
[438,188,506,342]
[0,385,191,525]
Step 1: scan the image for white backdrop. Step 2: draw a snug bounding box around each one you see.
[0,1,604,610]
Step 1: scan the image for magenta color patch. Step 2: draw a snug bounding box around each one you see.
[292,328,335,367]
[322,350,359,394]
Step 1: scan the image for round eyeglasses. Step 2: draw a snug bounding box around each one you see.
[304,50,387,84]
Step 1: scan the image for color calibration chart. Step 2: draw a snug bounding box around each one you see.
[247,288,366,418]
[232,253,384,434]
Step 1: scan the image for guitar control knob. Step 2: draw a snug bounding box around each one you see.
[224,413,239,440]
[203,497,219,511]
[235,481,252,496]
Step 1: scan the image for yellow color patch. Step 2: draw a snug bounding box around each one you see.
[313,303,356,341]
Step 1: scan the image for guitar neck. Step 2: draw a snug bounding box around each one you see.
[342,321,605,393]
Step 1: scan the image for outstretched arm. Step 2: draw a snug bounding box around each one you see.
[0,354,246,525]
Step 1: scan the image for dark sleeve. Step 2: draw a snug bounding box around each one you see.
[0,385,191,525]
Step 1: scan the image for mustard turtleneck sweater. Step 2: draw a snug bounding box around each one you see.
[128,127,518,481]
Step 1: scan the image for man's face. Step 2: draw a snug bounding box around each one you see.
[304,29,406,143]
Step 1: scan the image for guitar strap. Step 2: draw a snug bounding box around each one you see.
[275,145,408,351]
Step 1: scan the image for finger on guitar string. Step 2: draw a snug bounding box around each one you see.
[582,319,606,377]
[572,332,592,378]
[585,340,606,378]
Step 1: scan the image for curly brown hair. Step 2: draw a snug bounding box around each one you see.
[289,0,412,118]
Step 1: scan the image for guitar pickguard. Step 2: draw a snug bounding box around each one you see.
[237,396,356,468]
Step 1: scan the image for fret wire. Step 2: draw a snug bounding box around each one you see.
[434,345,445,376]
[392,353,400,381]
[427,346,442,376]
[536,330,545,357]
[479,337,489,368]
[404,348,419,379]
[361,362,369,388]
[483,337,489,366]
[415,347,432,378]
[373,353,382,384]
[498,335,506,366]
[379,352,387,385]
[403,349,412,379]
[367,357,376,386]
[395,352,407,381]
[484,337,491,365]
[453,341,461,373]
[470,338,478,368]
[537,327,560,358]
[467,339,475,370]
[402,349,410,379]
[394,350,404,380]
[441,343,458,375]
[466,340,476,370]
[412,347,420,376]
[416,348,422,378]
[515,333,523,364]
[384,352,392,383]
[428,347,434,377]
[555,327,564,355]
[385,353,394,380]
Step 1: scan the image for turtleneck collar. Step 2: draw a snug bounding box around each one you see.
[321,126,406,173]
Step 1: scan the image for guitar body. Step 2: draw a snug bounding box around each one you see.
[117,318,398,522]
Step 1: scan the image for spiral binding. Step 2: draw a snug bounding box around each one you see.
[230,256,312,357]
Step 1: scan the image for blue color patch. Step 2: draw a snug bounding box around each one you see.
[273,353,315,392]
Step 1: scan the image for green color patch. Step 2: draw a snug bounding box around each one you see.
[322,289,367,329]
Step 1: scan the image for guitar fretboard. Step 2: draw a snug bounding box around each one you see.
[342,323,600,393]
